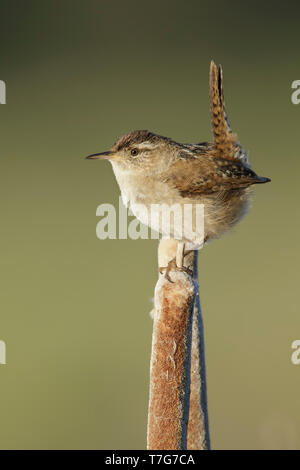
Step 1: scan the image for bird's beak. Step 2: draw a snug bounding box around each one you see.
[85,151,114,160]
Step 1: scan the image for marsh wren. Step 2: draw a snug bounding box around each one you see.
[86,61,270,277]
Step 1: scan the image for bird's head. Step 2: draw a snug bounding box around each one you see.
[86,130,178,174]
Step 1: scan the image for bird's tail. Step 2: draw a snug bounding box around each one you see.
[209,60,238,159]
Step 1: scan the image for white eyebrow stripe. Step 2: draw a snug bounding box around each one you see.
[136,142,160,150]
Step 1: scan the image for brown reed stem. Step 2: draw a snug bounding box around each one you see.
[147,239,209,449]
[187,251,210,449]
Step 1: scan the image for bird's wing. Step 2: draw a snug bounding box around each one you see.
[209,61,249,165]
[160,156,267,197]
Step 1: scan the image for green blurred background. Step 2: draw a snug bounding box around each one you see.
[0,0,299,450]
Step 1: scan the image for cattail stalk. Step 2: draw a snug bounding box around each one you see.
[187,253,210,449]
[147,239,210,450]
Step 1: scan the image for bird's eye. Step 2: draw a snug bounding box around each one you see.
[131,148,138,156]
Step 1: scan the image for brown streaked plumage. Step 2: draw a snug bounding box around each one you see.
[86,61,270,275]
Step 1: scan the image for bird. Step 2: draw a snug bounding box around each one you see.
[86,61,270,280]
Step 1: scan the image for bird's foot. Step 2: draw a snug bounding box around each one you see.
[159,257,193,283]
[182,249,194,259]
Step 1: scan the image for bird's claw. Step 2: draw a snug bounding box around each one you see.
[159,258,193,283]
